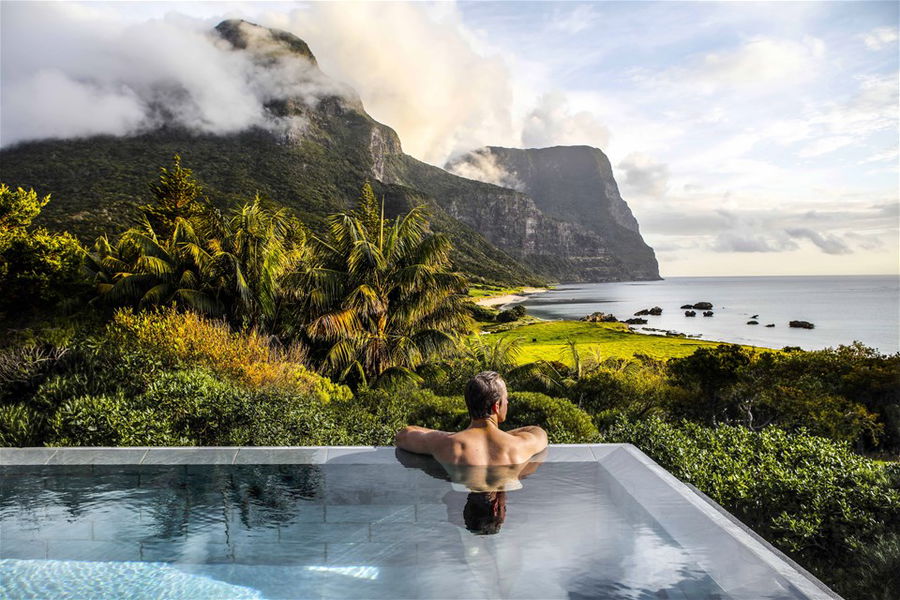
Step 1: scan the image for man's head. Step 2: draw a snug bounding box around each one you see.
[464,371,508,422]
[463,491,507,535]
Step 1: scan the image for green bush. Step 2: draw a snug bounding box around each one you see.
[603,416,900,600]
[505,392,597,443]
[48,391,178,447]
[664,343,894,451]
[99,308,351,403]
[0,184,87,318]
[496,304,526,323]
[0,403,44,447]
[465,303,498,323]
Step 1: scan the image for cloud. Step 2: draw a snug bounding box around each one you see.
[862,27,899,51]
[687,36,826,92]
[798,135,855,158]
[859,148,900,164]
[617,153,669,198]
[550,4,598,35]
[786,228,852,254]
[266,2,521,165]
[521,92,610,149]
[446,148,524,190]
[0,4,337,148]
[711,232,798,253]
[845,231,885,251]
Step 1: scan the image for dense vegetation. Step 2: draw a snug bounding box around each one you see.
[1,160,897,600]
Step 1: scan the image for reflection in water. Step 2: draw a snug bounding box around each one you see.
[463,491,506,535]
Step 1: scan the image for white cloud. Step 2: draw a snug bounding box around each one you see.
[550,4,598,35]
[798,135,855,158]
[711,232,797,253]
[0,4,337,147]
[617,153,669,198]
[862,27,899,51]
[785,228,852,255]
[859,148,899,164]
[688,36,826,92]
[446,148,524,190]
[3,69,146,142]
[521,92,610,149]
[265,3,521,165]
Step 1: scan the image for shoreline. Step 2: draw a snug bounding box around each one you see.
[474,287,548,308]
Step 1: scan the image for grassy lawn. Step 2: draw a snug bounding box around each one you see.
[492,320,772,363]
[467,284,524,299]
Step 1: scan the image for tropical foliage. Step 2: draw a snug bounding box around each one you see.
[300,183,473,385]
[0,184,85,317]
[85,158,301,330]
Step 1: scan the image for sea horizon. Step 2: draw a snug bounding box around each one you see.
[519,274,900,354]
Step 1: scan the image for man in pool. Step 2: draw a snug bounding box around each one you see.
[394,371,548,466]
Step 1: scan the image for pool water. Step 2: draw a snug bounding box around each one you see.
[0,447,832,599]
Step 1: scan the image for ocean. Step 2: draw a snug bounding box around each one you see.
[516,275,900,354]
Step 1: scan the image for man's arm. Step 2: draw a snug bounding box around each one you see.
[507,425,549,459]
[394,426,449,456]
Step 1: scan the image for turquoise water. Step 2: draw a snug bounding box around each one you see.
[517,275,899,353]
[0,461,813,599]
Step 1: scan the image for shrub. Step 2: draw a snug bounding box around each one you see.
[603,417,900,600]
[48,392,178,447]
[0,403,44,447]
[505,392,598,443]
[0,184,87,317]
[496,304,526,323]
[465,303,498,323]
[0,344,70,404]
[101,308,350,402]
[45,367,348,447]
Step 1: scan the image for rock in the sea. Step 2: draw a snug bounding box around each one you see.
[765,324,775,328]
[581,311,618,323]
[789,320,815,329]
[751,314,759,319]
[685,311,696,317]
[692,302,713,310]
[747,320,759,325]
[634,306,662,316]
[625,318,648,324]
[680,304,693,309]
[703,311,714,317]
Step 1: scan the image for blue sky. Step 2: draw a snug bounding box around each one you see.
[2,1,897,276]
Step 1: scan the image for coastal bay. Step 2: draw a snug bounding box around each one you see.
[514,275,899,354]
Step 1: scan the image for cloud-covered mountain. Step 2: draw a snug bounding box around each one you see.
[1,19,658,284]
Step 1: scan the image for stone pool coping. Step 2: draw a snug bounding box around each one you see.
[0,443,841,599]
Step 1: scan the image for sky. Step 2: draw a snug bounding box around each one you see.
[1,1,898,277]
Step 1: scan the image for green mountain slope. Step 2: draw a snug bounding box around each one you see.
[0,18,658,285]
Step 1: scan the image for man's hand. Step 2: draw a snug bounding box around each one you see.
[394,426,448,456]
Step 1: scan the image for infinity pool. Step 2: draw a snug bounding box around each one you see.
[0,445,836,599]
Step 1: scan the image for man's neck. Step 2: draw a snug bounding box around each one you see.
[468,416,500,430]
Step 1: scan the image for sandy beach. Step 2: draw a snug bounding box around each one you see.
[474,287,548,307]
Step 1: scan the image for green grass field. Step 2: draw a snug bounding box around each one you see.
[467,284,524,299]
[492,320,772,363]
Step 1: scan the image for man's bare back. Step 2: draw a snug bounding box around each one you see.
[394,372,548,466]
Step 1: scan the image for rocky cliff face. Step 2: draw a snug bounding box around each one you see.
[446,146,660,281]
[0,19,658,284]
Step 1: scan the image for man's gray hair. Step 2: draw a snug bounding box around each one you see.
[464,371,507,419]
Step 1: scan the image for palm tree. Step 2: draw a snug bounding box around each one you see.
[301,183,473,385]
[84,217,221,315]
[86,157,302,332]
[206,196,300,330]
